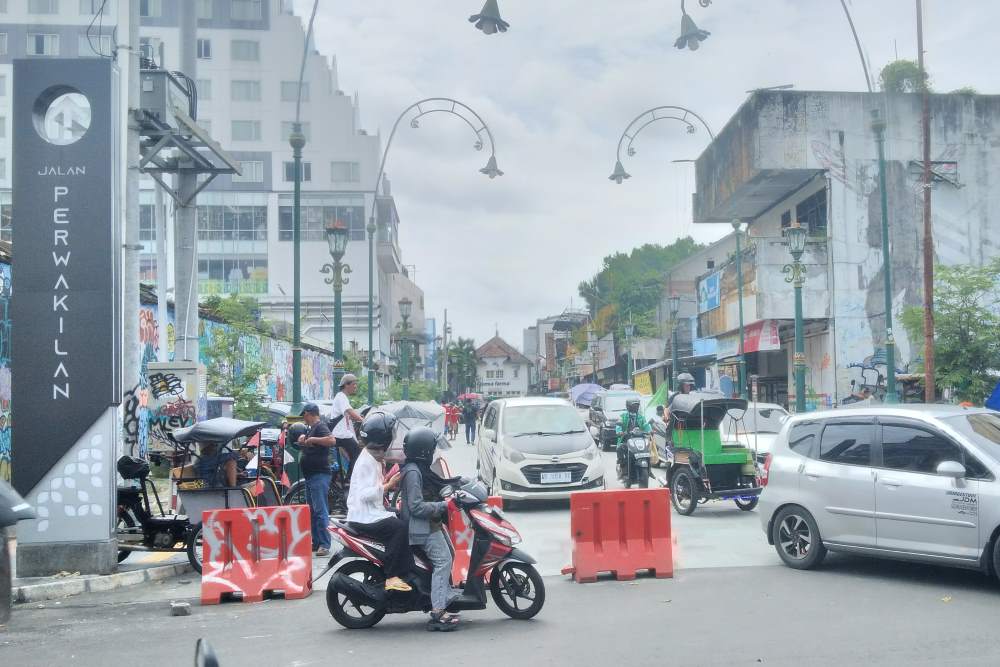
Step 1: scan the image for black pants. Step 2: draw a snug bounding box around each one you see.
[349,516,413,579]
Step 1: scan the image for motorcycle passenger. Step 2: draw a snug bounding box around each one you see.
[665,372,697,447]
[615,399,651,478]
[400,427,460,631]
[347,412,413,593]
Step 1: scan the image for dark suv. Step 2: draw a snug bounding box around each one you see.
[589,390,644,451]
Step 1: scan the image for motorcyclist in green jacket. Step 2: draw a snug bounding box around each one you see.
[615,399,651,479]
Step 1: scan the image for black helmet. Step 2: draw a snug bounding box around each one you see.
[360,412,397,449]
[403,426,438,463]
[626,399,641,414]
[286,422,309,447]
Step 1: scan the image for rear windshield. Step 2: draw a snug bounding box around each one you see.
[943,413,1000,463]
[603,394,643,412]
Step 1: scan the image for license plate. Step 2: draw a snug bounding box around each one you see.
[540,471,572,484]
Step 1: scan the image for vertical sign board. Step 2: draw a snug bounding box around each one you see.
[12,59,121,572]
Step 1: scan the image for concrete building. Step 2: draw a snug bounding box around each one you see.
[522,309,589,393]
[692,89,1000,408]
[0,0,423,387]
[476,335,531,398]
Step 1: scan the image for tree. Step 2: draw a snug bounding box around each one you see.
[878,59,929,93]
[202,294,271,419]
[447,338,478,395]
[901,260,1000,403]
[386,380,441,402]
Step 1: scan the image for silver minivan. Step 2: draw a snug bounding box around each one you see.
[759,405,1000,579]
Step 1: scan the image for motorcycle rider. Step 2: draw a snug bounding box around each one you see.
[347,412,413,593]
[400,427,461,631]
[615,398,651,479]
[665,372,697,446]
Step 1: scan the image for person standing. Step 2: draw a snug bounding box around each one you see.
[462,400,478,445]
[298,403,334,555]
[331,373,364,469]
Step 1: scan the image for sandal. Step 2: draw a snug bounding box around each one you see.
[384,577,413,592]
[427,611,460,632]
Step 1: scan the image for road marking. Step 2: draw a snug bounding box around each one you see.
[133,551,179,564]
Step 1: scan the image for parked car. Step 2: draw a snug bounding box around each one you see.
[721,403,790,462]
[476,397,606,502]
[759,405,1000,580]
[589,390,647,451]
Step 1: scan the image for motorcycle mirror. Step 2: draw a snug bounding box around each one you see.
[194,639,220,667]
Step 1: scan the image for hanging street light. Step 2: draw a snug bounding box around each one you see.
[469,0,509,35]
[675,0,711,51]
[608,159,631,184]
[609,105,714,187]
[783,222,808,413]
[321,219,352,388]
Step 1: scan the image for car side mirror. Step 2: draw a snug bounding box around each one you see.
[936,460,966,479]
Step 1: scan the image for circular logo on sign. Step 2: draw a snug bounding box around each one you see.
[33,86,92,146]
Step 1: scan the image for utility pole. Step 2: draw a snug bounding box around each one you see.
[917,0,935,403]
[174,2,198,363]
[872,109,898,403]
[155,179,169,362]
[123,0,141,455]
[442,309,449,396]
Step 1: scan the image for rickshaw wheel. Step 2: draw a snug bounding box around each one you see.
[670,468,699,516]
[326,560,386,629]
[735,497,759,511]
[186,524,203,574]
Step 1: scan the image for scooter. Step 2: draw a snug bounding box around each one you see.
[617,427,651,489]
[1,480,35,625]
[319,479,545,629]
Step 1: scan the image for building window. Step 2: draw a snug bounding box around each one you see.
[196,79,211,100]
[231,0,262,20]
[139,257,157,284]
[197,204,267,241]
[231,120,261,141]
[79,34,112,57]
[796,189,827,236]
[27,33,60,56]
[196,0,212,19]
[281,121,310,141]
[196,38,211,59]
[513,366,519,378]
[232,160,264,184]
[281,81,309,102]
[330,161,361,183]
[80,0,114,13]
[278,203,365,242]
[198,258,268,295]
[139,0,161,18]
[139,204,156,241]
[230,39,259,61]
[28,0,58,13]
[0,158,6,181]
[0,75,6,96]
[0,198,9,242]
[0,34,6,56]
[283,161,311,182]
[496,369,505,379]
[231,80,261,102]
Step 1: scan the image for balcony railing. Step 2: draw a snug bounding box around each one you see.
[199,279,268,295]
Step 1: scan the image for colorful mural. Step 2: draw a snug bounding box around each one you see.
[0,263,10,481]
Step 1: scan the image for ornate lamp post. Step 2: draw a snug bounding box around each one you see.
[321,220,351,388]
[669,294,682,391]
[732,219,748,400]
[624,322,636,387]
[398,297,413,400]
[783,222,808,413]
[872,109,898,403]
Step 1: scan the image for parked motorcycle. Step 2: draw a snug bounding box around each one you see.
[618,427,651,489]
[319,478,545,629]
[1,480,35,626]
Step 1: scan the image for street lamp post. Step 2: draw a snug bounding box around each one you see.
[398,297,413,400]
[321,220,351,388]
[732,219,748,400]
[609,105,714,185]
[669,294,681,391]
[366,98,503,404]
[624,322,636,387]
[783,222,808,413]
[872,109,898,403]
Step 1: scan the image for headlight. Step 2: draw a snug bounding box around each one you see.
[503,445,525,463]
[635,440,648,451]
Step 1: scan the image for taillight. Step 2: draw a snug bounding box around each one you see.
[761,453,773,486]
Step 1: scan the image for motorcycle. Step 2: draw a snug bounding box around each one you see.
[1,480,35,625]
[319,478,545,629]
[617,427,651,489]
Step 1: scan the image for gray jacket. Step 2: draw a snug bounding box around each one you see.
[400,463,447,546]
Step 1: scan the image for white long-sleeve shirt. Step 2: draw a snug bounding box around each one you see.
[346,448,395,524]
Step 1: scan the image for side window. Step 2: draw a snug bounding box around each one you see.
[819,423,873,466]
[881,424,989,478]
[485,406,497,430]
[592,396,601,411]
[788,422,821,458]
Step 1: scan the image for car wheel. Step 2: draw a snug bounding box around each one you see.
[670,468,699,516]
[771,505,827,570]
[991,533,1000,582]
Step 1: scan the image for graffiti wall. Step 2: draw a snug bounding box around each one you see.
[0,263,10,481]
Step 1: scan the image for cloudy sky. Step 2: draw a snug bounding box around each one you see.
[296,0,995,350]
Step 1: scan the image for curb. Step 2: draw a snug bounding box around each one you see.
[13,562,193,604]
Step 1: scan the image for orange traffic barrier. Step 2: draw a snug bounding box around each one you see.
[563,488,673,583]
[448,495,503,584]
[200,504,313,605]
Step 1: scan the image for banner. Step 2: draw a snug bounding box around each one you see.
[698,271,721,312]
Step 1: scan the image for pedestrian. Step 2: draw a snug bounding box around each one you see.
[331,373,364,471]
[297,403,334,555]
[462,399,478,444]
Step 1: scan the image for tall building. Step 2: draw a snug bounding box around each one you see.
[0,0,423,386]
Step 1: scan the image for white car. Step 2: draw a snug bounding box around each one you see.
[476,397,606,502]
[721,403,789,461]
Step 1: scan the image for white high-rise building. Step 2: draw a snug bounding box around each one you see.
[0,0,424,386]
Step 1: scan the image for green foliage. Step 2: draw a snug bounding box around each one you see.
[577,237,703,340]
[446,337,478,396]
[202,294,270,419]
[949,86,978,95]
[386,380,441,402]
[878,59,930,93]
[901,261,1000,403]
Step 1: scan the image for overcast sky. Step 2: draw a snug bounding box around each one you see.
[296,0,996,350]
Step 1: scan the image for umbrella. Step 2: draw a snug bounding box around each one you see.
[570,383,602,407]
[457,393,482,401]
[372,400,449,462]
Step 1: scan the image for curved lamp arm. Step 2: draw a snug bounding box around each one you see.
[610,105,714,183]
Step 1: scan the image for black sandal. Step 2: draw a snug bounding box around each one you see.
[427,611,460,632]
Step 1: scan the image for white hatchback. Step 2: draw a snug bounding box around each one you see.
[476,397,606,502]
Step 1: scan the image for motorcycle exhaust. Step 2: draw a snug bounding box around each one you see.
[330,572,386,606]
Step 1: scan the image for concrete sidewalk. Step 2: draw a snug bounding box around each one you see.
[12,552,191,603]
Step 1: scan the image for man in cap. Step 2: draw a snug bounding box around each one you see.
[298,402,335,555]
[331,373,364,470]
